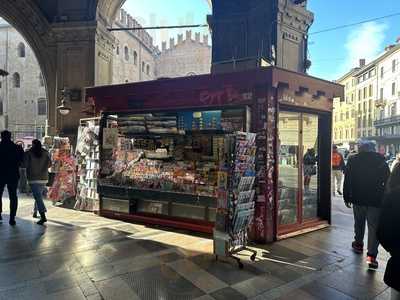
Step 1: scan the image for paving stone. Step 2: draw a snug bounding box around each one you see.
[121,265,205,300]
[0,260,41,288]
[0,284,47,300]
[210,287,247,300]
[259,243,309,264]
[169,259,228,293]
[74,250,109,267]
[193,295,216,300]
[318,263,387,299]
[44,286,86,300]
[191,254,264,285]
[232,274,285,298]
[96,276,142,300]
[374,288,391,300]
[43,275,78,294]
[159,252,184,263]
[87,263,116,282]
[301,281,354,299]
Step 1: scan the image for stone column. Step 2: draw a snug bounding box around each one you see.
[50,21,114,135]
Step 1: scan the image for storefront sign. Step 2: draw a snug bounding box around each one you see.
[199,86,251,106]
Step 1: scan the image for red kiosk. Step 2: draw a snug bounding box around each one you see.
[86,67,343,243]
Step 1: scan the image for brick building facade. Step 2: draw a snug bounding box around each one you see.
[0,9,211,138]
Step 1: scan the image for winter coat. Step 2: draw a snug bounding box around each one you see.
[0,141,24,183]
[24,149,51,184]
[343,152,390,207]
[377,187,400,291]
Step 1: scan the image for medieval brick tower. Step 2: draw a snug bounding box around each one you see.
[209,0,314,74]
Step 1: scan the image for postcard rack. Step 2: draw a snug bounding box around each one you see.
[213,132,257,269]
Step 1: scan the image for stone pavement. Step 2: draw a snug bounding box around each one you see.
[0,195,392,300]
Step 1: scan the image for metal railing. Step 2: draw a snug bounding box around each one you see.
[374,115,400,127]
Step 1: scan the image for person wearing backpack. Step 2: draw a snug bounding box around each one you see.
[332,145,346,196]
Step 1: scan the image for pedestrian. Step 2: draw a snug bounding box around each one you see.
[331,145,345,195]
[378,162,400,299]
[0,130,24,225]
[343,140,390,269]
[303,148,317,192]
[390,153,400,172]
[24,139,51,225]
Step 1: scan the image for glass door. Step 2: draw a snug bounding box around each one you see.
[278,112,300,226]
[278,111,321,232]
[302,114,319,221]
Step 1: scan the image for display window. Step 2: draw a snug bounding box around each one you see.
[98,107,250,227]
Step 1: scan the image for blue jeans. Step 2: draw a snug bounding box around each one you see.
[30,184,46,214]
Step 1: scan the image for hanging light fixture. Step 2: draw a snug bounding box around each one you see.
[57,88,72,116]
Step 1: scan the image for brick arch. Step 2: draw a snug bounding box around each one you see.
[97,0,212,26]
[0,0,57,131]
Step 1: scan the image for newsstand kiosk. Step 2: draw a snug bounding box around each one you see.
[86,66,343,243]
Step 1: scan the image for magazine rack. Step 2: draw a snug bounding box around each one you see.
[213,132,257,269]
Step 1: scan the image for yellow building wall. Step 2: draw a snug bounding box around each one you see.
[333,75,357,147]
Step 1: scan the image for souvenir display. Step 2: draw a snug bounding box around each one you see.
[100,110,245,199]
[98,109,247,225]
[48,137,77,203]
[74,119,100,212]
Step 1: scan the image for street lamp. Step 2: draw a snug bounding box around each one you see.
[57,88,72,116]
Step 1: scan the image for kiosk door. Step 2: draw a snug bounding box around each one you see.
[277,112,321,234]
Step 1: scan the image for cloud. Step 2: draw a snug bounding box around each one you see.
[343,21,388,69]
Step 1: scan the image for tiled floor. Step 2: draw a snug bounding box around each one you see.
[0,195,392,300]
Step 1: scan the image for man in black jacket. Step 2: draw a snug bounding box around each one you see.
[343,140,390,269]
[0,130,24,225]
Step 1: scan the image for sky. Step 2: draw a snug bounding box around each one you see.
[123,0,400,81]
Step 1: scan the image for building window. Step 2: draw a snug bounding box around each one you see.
[381,67,384,78]
[393,59,397,72]
[358,90,361,101]
[0,99,3,115]
[37,98,47,116]
[392,103,397,116]
[124,46,129,61]
[380,88,384,100]
[369,85,373,97]
[17,42,26,58]
[13,73,20,88]
[39,73,44,87]
[142,62,145,72]
[133,51,138,65]
[363,87,367,99]
[392,82,396,96]
[146,64,150,76]
[116,46,120,55]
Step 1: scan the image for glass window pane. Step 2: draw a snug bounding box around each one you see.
[278,112,300,225]
[302,114,319,220]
